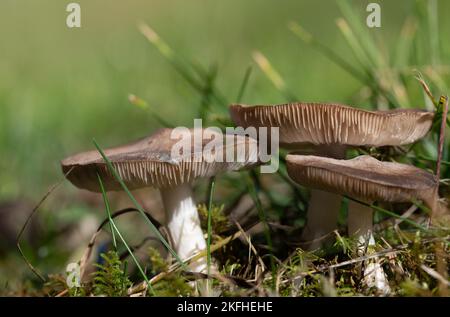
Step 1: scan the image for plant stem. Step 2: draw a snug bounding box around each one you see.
[436,95,448,178]
[97,173,117,251]
[236,66,252,103]
[206,177,216,275]
[206,176,216,293]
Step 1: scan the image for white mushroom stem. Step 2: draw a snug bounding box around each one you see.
[347,201,374,257]
[300,190,342,250]
[347,200,390,295]
[300,145,346,250]
[160,183,207,273]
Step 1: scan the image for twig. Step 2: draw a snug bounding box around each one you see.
[128,230,243,295]
[317,249,404,271]
[16,167,74,283]
[420,265,450,287]
[232,220,266,272]
[415,71,438,107]
[79,207,161,279]
[395,205,418,226]
[436,95,448,178]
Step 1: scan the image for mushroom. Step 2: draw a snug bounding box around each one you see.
[286,154,439,293]
[61,128,259,272]
[230,102,434,249]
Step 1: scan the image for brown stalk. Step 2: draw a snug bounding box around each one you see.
[16,167,74,283]
[436,95,448,178]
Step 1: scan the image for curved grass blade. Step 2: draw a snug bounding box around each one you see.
[139,23,228,108]
[288,21,368,84]
[288,21,397,106]
[346,197,431,233]
[16,169,73,283]
[97,174,155,295]
[92,139,186,269]
[252,51,297,101]
[97,173,117,250]
[128,94,174,128]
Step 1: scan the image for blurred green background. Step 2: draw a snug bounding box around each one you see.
[1,0,449,294]
[1,0,449,200]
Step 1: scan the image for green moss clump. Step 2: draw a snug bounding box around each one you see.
[198,203,231,236]
[92,251,132,297]
[148,247,193,297]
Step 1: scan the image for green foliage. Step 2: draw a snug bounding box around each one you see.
[148,247,169,275]
[333,233,357,256]
[198,203,230,236]
[92,251,132,297]
[147,247,193,297]
[151,274,194,297]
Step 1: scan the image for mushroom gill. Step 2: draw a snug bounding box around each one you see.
[285,154,438,208]
[230,103,434,147]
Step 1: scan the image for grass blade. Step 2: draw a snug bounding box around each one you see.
[346,197,431,233]
[92,139,186,269]
[288,21,368,84]
[252,51,297,101]
[97,174,155,295]
[394,17,417,67]
[97,173,117,250]
[427,0,440,66]
[139,23,228,108]
[206,176,216,292]
[288,21,397,106]
[436,95,449,177]
[235,66,253,103]
[128,94,174,128]
[198,64,218,121]
[335,18,374,70]
[336,0,383,68]
[413,154,450,166]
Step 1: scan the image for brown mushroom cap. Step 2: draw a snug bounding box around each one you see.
[61,128,259,192]
[230,102,434,147]
[286,154,438,204]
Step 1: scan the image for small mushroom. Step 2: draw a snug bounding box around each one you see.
[230,102,434,249]
[61,128,259,272]
[285,154,439,212]
[286,154,439,293]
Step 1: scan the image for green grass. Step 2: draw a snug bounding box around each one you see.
[97,173,117,250]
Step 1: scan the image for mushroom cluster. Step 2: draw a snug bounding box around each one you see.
[230,101,439,293]
[61,99,443,293]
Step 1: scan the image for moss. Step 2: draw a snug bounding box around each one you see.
[198,203,231,236]
[92,251,132,297]
[147,247,193,297]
